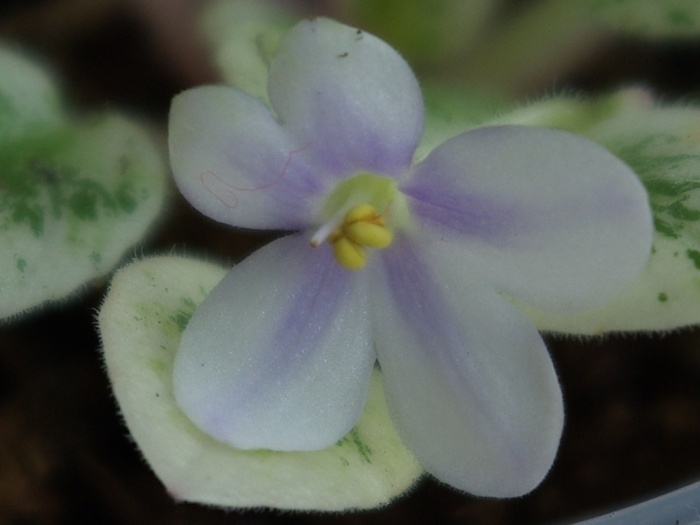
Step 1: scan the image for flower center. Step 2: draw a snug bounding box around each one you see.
[311,172,409,271]
[328,204,393,270]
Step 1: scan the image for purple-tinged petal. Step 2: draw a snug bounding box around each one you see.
[173,234,375,451]
[403,125,652,311]
[169,86,325,230]
[372,236,563,497]
[267,18,423,178]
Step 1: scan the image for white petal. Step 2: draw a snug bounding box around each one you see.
[173,234,376,451]
[403,126,653,311]
[268,18,423,178]
[373,237,563,497]
[169,86,324,230]
[99,255,422,511]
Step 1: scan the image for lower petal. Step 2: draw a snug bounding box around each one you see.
[373,237,563,497]
[173,234,375,451]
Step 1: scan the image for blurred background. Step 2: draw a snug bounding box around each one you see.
[3,0,700,524]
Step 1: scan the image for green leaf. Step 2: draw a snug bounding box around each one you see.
[499,92,700,332]
[346,0,501,67]
[0,47,63,140]
[0,48,166,319]
[417,81,511,160]
[98,256,422,511]
[0,114,166,319]
[587,0,700,38]
[199,0,298,101]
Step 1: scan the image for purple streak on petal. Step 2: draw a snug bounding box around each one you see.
[403,180,524,243]
[400,123,652,311]
[378,237,501,430]
[256,245,356,381]
[174,236,376,451]
[405,169,647,252]
[403,125,648,251]
[268,18,424,180]
[374,235,562,495]
[287,90,418,179]
[202,242,353,428]
[401,132,529,243]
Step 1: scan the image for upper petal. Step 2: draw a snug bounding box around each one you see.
[268,18,424,178]
[403,125,653,311]
[169,86,324,230]
[173,235,376,451]
[373,237,563,497]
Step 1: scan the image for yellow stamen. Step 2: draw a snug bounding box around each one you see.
[327,204,393,270]
[344,222,393,248]
[343,203,380,224]
[332,237,367,270]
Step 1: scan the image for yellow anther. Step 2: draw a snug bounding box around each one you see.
[343,221,393,248]
[343,203,381,224]
[332,237,367,270]
[325,203,394,270]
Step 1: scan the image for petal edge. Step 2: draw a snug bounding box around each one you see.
[173,235,376,451]
[374,237,563,497]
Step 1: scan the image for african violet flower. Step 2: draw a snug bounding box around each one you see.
[168,18,652,497]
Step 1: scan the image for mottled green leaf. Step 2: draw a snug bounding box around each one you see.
[0,116,166,319]
[587,0,700,38]
[99,256,422,510]
[496,91,700,332]
[0,48,166,319]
